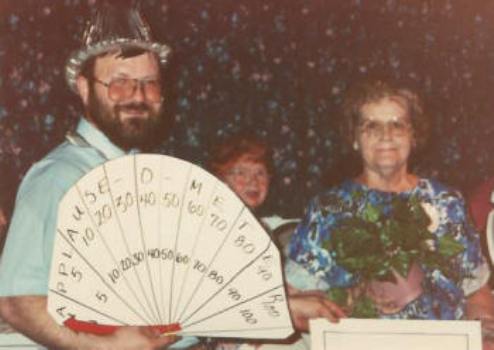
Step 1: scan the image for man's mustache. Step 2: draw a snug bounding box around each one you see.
[115,102,151,113]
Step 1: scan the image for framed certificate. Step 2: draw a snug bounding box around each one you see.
[0,332,41,349]
[310,318,481,350]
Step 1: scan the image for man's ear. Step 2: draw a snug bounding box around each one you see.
[76,75,90,105]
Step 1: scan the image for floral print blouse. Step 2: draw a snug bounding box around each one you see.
[287,178,490,320]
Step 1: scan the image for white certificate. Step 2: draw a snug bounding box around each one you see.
[310,318,481,350]
[0,332,41,349]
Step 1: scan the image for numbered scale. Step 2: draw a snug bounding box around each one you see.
[47,154,294,339]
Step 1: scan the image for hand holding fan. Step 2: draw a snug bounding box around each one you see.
[47,154,294,340]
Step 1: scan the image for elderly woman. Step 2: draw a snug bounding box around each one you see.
[286,80,494,348]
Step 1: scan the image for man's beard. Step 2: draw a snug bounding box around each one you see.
[87,87,167,151]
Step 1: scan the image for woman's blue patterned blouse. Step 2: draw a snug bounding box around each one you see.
[287,178,489,320]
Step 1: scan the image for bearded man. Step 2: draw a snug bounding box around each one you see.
[0,3,345,349]
[0,3,180,349]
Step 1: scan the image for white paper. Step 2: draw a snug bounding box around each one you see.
[310,318,481,350]
[0,332,41,348]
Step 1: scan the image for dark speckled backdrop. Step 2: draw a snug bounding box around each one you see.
[2,0,494,217]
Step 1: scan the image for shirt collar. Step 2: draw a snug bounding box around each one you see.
[75,118,129,160]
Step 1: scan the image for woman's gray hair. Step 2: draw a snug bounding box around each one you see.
[341,80,430,151]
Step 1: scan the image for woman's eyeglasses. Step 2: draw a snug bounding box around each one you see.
[358,118,411,138]
[225,167,269,182]
[93,77,162,103]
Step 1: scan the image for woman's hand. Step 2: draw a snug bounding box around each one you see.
[465,284,494,350]
[287,290,346,332]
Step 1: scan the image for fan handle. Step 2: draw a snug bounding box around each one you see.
[63,316,181,336]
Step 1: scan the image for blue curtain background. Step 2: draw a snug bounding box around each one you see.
[1,0,494,217]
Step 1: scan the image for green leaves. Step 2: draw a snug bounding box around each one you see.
[324,194,465,316]
[351,295,378,318]
[329,217,385,280]
[328,195,463,282]
[326,287,378,318]
[362,201,380,223]
[438,235,464,258]
[389,250,411,279]
[327,287,348,307]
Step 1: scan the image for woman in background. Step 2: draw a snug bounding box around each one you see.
[208,133,271,213]
[208,132,298,252]
[208,133,342,349]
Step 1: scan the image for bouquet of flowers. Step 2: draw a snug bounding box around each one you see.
[323,194,464,317]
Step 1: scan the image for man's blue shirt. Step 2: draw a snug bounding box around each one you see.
[0,118,125,296]
[0,118,198,348]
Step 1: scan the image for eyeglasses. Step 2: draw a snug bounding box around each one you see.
[358,118,411,138]
[93,77,162,103]
[225,167,269,182]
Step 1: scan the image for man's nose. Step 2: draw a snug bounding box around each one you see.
[131,82,146,102]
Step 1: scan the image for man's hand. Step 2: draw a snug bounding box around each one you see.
[97,326,177,350]
[465,284,494,350]
[287,291,346,332]
[484,335,494,350]
[0,296,178,350]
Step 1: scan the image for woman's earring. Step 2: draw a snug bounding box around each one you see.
[353,141,359,151]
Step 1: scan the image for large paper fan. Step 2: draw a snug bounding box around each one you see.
[47,154,294,339]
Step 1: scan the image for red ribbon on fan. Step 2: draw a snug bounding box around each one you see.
[64,316,181,335]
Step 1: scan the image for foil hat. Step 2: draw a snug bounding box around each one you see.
[65,0,171,92]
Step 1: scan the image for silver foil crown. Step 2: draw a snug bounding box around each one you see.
[65,2,171,92]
